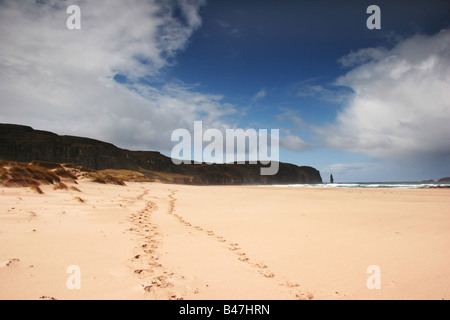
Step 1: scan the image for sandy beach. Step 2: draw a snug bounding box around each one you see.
[0,180,449,300]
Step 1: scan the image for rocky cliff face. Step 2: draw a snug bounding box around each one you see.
[0,124,322,185]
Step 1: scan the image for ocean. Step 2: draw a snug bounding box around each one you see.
[264,182,450,189]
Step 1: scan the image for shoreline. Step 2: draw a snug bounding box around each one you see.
[1,181,449,300]
[257,182,450,189]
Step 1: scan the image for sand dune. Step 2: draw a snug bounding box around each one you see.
[0,181,449,300]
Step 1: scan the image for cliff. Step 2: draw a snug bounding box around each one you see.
[0,123,322,185]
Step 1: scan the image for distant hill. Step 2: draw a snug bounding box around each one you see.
[0,123,322,185]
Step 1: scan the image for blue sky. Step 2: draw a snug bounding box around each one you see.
[1,0,449,182]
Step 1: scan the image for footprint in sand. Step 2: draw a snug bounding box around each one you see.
[228,243,240,251]
[38,296,57,300]
[253,263,268,269]
[143,275,174,294]
[129,195,183,297]
[163,189,314,300]
[0,258,20,269]
[259,270,275,278]
[296,292,314,300]
[285,281,300,288]
[169,293,184,300]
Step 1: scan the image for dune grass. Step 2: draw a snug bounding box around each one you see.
[0,160,153,188]
[29,185,44,194]
[53,182,68,190]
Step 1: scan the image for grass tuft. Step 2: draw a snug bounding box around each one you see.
[29,185,44,194]
[69,186,81,192]
[53,182,68,190]
[73,196,85,203]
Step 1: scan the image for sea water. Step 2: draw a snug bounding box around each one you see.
[263,182,450,189]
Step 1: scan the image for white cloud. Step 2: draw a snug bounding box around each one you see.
[320,30,450,162]
[337,47,388,68]
[217,19,241,38]
[0,0,234,153]
[250,88,267,104]
[293,79,352,104]
[280,135,310,152]
[275,108,311,152]
[322,162,376,174]
[320,159,447,183]
[276,107,308,130]
[295,84,351,104]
